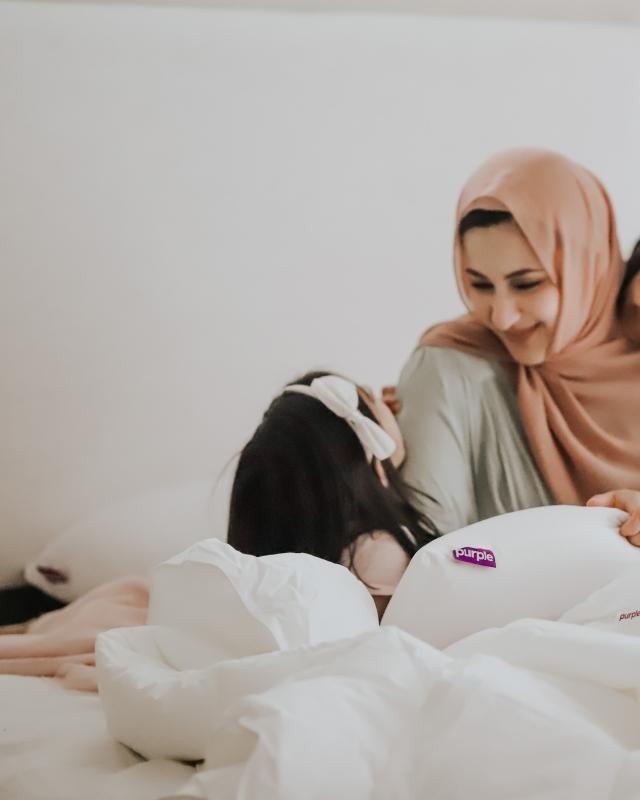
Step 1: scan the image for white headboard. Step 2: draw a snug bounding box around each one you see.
[2,1,639,584]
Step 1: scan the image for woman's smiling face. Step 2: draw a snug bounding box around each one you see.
[460,220,560,365]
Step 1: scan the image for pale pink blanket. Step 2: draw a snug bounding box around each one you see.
[0,577,149,692]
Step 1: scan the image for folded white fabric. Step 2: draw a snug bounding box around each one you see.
[153,617,640,800]
[97,539,378,760]
[560,567,640,636]
[146,538,378,669]
[97,541,640,799]
[382,505,640,649]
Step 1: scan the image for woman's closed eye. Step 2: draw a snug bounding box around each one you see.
[511,280,545,291]
[470,279,546,292]
[469,281,493,292]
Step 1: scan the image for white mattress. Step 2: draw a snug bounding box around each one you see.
[0,675,195,800]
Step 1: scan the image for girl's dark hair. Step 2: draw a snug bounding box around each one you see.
[617,239,640,315]
[458,209,513,239]
[227,371,438,574]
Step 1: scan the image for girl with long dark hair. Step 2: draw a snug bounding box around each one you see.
[227,371,438,617]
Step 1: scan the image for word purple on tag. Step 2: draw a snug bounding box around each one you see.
[452,547,496,568]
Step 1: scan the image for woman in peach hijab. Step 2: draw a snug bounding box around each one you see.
[396,148,640,534]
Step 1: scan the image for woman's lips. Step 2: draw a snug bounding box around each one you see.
[502,323,541,343]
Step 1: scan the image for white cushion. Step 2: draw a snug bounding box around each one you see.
[145,538,379,670]
[381,505,640,649]
[24,480,220,602]
[96,539,379,759]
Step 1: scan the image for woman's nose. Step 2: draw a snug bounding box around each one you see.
[490,293,520,331]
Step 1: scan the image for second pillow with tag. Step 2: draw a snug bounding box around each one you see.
[381,505,640,649]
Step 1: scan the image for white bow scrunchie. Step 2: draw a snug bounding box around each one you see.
[284,375,397,462]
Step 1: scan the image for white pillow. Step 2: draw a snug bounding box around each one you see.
[146,538,379,669]
[24,480,221,602]
[97,539,379,759]
[381,505,640,649]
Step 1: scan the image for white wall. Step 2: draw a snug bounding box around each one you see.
[1,1,639,584]
[47,0,640,26]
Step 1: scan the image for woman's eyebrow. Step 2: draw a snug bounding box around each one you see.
[465,269,491,279]
[465,268,544,279]
[505,268,545,278]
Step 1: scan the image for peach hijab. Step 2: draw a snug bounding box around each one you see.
[420,148,640,504]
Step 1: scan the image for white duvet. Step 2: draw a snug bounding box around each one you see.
[96,541,640,799]
[0,674,194,800]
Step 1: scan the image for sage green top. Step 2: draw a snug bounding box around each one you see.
[397,346,553,535]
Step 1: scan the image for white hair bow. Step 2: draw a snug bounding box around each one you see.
[284,375,397,462]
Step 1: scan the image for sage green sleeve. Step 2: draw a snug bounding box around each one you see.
[396,347,479,535]
[396,346,553,535]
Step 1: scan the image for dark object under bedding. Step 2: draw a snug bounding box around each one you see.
[0,585,65,626]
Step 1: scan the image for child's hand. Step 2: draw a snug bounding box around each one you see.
[621,272,640,343]
[381,386,401,416]
[586,489,640,547]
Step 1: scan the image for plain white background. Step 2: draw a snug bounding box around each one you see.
[1,0,639,583]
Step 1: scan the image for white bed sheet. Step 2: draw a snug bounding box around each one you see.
[7,563,640,799]
[94,551,640,799]
[0,675,194,800]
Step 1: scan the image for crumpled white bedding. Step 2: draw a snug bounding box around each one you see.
[0,674,194,800]
[96,540,640,800]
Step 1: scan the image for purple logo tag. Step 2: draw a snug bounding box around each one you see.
[452,547,496,568]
